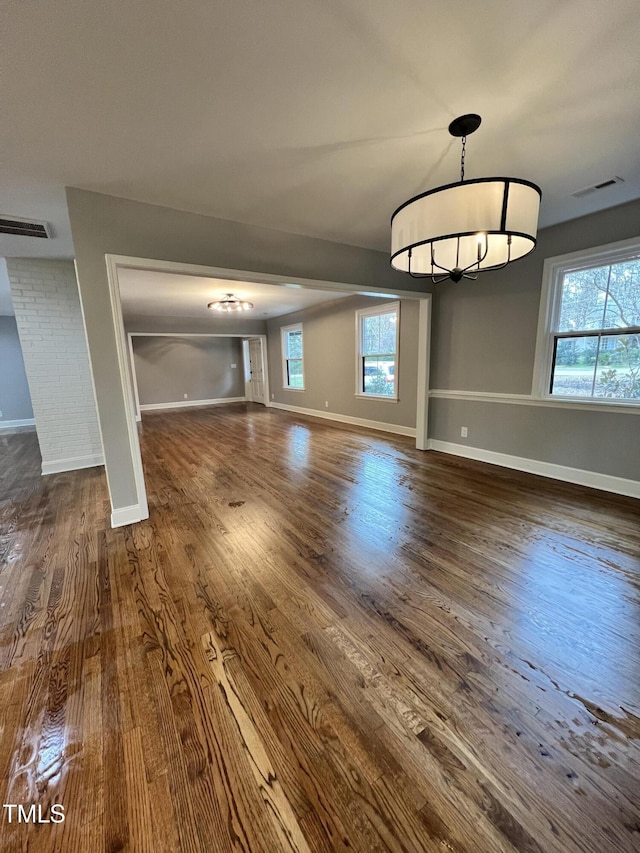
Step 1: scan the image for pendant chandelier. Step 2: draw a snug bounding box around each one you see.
[207,293,254,312]
[390,114,541,283]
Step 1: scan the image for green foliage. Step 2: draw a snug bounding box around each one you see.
[597,368,640,398]
[595,335,640,399]
[365,373,393,396]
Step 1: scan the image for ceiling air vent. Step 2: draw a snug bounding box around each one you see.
[572,176,624,199]
[0,215,52,238]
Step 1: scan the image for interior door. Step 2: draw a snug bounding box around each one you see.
[248,338,265,404]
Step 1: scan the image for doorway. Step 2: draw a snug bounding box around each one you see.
[104,254,431,527]
[248,338,266,404]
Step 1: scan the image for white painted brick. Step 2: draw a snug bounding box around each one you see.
[6,258,103,469]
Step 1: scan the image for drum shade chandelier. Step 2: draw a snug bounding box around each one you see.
[390,114,541,283]
[207,293,253,312]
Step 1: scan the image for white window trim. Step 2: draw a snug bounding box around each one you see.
[532,236,640,410]
[355,301,400,401]
[281,322,305,390]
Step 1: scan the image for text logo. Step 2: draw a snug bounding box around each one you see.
[2,804,65,823]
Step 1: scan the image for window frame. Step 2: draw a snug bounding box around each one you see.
[281,323,305,390]
[532,237,640,408]
[355,301,400,401]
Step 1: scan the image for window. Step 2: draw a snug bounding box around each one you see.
[281,323,304,389]
[356,302,399,399]
[533,238,640,404]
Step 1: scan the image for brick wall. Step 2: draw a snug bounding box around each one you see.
[6,259,104,474]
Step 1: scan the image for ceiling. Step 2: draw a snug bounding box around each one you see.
[1,0,639,262]
[118,269,361,320]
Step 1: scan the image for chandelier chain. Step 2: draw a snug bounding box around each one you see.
[460,136,466,182]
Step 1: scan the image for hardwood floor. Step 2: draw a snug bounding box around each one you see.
[1,403,639,852]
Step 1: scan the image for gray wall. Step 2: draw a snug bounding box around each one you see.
[132,336,245,406]
[0,315,34,423]
[125,312,267,336]
[67,188,406,514]
[267,295,420,428]
[429,198,640,481]
[430,399,638,481]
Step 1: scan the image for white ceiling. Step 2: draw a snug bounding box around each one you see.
[1,0,639,261]
[118,269,361,320]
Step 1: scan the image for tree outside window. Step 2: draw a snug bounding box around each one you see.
[550,258,640,400]
[356,304,399,399]
[282,325,304,389]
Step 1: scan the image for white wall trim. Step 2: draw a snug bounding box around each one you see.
[106,254,428,300]
[415,298,431,450]
[429,388,640,415]
[427,439,640,499]
[128,331,262,338]
[111,503,148,528]
[271,401,416,437]
[105,255,150,525]
[242,339,252,401]
[42,453,105,475]
[140,396,246,412]
[0,418,36,431]
[126,332,142,421]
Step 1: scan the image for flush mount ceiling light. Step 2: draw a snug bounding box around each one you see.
[207,293,254,312]
[390,114,541,283]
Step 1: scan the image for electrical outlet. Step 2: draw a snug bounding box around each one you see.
[184,393,188,399]
[271,393,274,399]
[0,411,3,418]
[231,362,237,368]
[461,426,468,438]
[325,401,329,408]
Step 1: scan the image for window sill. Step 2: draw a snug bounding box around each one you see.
[283,386,305,392]
[430,389,640,415]
[536,394,640,413]
[354,392,398,402]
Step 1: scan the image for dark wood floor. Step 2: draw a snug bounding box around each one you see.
[1,403,639,852]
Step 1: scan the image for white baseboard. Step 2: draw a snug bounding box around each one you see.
[0,418,36,431]
[41,453,105,475]
[428,439,640,499]
[139,396,246,412]
[111,502,149,528]
[270,401,416,438]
